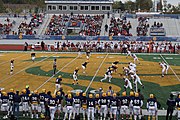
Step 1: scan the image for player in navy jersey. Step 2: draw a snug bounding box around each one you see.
[120,91,130,120]
[63,94,73,120]
[56,91,63,119]
[73,67,79,85]
[106,92,113,118]
[129,91,135,120]
[44,91,51,119]
[147,94,157,120]
[73,92,81,119]
[82,60,89,74]
[55,75,62,92]
[100,92,108,120]
[81,92,87,120]
[49,94,58,120]
[39,89,46,118]
[100,68,113,83]
[130,92,143,120]
[30,90,39,119]
[95,93,100,119]
[7,88,15,116]
[110,93,119,120]
[87,93,95,120]
[176,94,180,119]
[1,92,9,119]
[20,89,30,117]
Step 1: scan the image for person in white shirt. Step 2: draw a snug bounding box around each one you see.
[132,54,140,64]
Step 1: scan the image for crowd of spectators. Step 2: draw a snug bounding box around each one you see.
[136,17,150,36]
[0,18,14,35]
[109,16,132,36]
[18,14,44,35]
[30,40,180,54]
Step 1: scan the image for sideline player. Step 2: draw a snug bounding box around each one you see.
[87,93,95,120]
[10,59,14,75]
[81,92,87,120]
[73,92,81,119]
[63,94,73,120]
[7,89,15,116]
[31,53,36,62]
[110,93,118,120]
[120,91,130,120]
[49,94,58,120]
[39,89,46,118]
[176,94,180,120]
[72,67,79,85]
[100,68,113,83]
[147,94,157,120]
[82,60,89,74]
[1,92,9,119]
[21,89,30,117]
[100,92,108,120]
[30,90,39,119]
[55,75,62,93]
[56,91,63,119]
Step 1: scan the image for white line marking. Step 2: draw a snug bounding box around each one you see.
[0,54,27,65]
[85,54,109,93]
[0,53,56,84]
[160,54,180,81]
[35,56,79,91]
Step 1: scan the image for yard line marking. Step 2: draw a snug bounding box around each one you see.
[160,54,180,82]
[0,53,56,84]
[35,55,79,91]
[0,54,27,66]
[85,53,109,93]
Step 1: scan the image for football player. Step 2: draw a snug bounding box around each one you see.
[129,91,135,120]
[107,92,113,118]
[147,94,157,120]
[100,68,113,83]
[95,93,100,119]
[130,92,143,120]
[56,91,63,119]
[176,94,180,119]
[126,50,132,58]
[55,75,62,93]
[86,50,91,59]
[39,89,46,118]
[1,92,9,119]
[131,73,144,92]
[159,62,166,77]
[53,58,57,75]
[21,89,30,117]
[123,76,133,91]
[31,53,36,62]
[81,92,87,120]
[110,93,119,120]
[132,54,140,64]
[123,67,130,76]
[30,90,39,119]
[120,91,130,120]
[82,60,89,74]
[100,92,108,120]
[72,67,79,85]
[49,94,58,120]
[10,59,14,75]
[73,92,81,119]
[44,91,51,119]
[129,62,137,74]
[7,88,15,116]
[112,60,119,66]
[63,94,73,120]
[163,62,169,75]
[87,93,95,120]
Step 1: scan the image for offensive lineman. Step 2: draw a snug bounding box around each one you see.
[72,67,79,85]
[147,94,157,120]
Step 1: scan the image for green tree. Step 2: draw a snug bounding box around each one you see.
[136,0,153,11]
[124,1,136,11]
[0,0,5,13]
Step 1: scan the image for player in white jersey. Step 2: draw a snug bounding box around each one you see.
[123,76,133,91]
[10,59,14,75]
[129,62,137,73]
[126,50,132,58]
[159,61,169,77]
[132,54,140,64]
[163,62,169,75]
[131,73,144,92]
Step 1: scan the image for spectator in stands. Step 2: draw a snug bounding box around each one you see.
[166,94,176,120]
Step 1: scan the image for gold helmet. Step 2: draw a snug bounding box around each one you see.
[110,68,114,71]
[135,92,139,97]
[89,94,93,98]
[130,91,134,96]
[52,94,56,98]
[113,93,117,97]
[107,92,111,96]
[10,88,14,92]
[95,94,100,98]
[68,94,72,99]
[122,92,126,97]
[42,89,46,93]
[178,94,180,99]
[22,89,26,94]
[76,92,80,96]
[57,91,61,95]
[2,92,7,96]
[150,94,154,98]
[82,93,86,97]
[86,60,89,63]
[102,92,106,97]
[34,90,38,94]
[75,67,79,70]
[58,75,62,78]
[67,90,71,94]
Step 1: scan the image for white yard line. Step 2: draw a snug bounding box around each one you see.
[0,53,57,84]
[160,54,180,81]
[0,54,27,65]
[35,56,79,91]
[85,53,109,93]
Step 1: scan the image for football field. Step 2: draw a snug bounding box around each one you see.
[0,51,180,110]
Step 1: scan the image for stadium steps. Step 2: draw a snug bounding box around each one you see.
[37,14,52,35]
[100,14,110,36]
